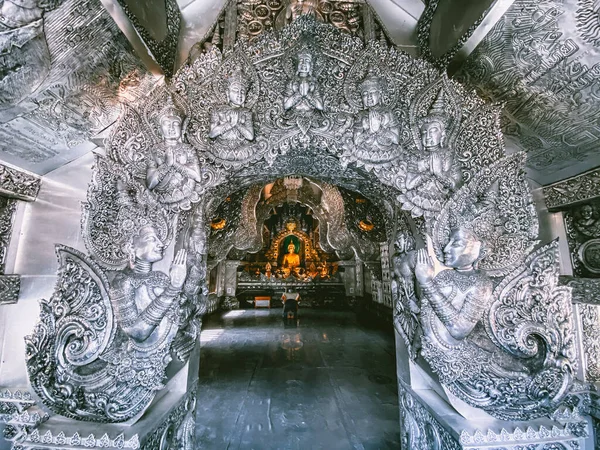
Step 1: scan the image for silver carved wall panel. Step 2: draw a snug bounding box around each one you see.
[564,201,600,277]
[0,0,156,175]
[455,0,600,185]
[25,12,579,428]
[543,168,600,210]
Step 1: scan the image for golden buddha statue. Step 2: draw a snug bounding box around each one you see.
[282,242,300,270]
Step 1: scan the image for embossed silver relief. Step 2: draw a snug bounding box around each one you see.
[341,67,400,167]
[544,168,600,211]
[146,96,202,211]
[391,232,420,360]
[0,162,41,201]
[0,0,63,108]
[26,13,580,428]
[208,66,255,144]
[283,45,324,114]
[397,154,575,421]
[400,76,463,219]
[565,201,600,277]
[398,384,461,450]
[25,227,190,422]
[577,0,600,47]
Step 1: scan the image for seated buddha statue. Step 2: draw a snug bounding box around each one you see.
[282,243,301,272]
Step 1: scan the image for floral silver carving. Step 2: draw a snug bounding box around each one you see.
[560,276,600,382]
[0,197,17,274]
[21,429,140,449]
[139,388,196,450]
[0,163,41,201]
[564,201,600,277]
[114,0,181,76]
[398,383,461,450]
[544,168,600,211]
[560,276,600,305]
[0,274,20,305]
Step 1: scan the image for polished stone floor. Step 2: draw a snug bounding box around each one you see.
[195,308,400,450]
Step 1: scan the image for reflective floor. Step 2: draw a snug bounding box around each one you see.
[195,308,400,450]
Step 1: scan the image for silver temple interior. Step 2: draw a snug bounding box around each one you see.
[1,1,600,449]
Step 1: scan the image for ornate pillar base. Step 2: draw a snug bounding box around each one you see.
[398,382,594,449]
[13,358,198,450]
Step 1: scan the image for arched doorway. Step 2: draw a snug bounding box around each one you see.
[22,12,581,450]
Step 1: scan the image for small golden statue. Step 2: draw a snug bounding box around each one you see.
[265,262,272,278]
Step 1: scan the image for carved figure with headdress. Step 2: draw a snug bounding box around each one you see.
[401,155,574,421]
[208,65,255,143]
[573,203,600,237]
[391,231,420,360]
[401,89,462,218]
[351,68,400,153]
[26,199,192,422]
[283,44,323,113]
[146,95,202,211]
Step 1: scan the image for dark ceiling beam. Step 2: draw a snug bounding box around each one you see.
[100,0,182,77]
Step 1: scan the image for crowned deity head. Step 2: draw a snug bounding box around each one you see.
[227,66,248,107]
[359,68,383,109]
[129,226,165,266]
[443,227,483,270]
[159,96,184,142]
[296,49,314,77]
[420,90,448,150]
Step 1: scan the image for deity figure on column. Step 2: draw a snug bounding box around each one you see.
[146,96,202,211]
[208,66,255,143]
[401,155,574,421]
[400,90,461,219]
[283,47,323,113]
[26,217,193,422]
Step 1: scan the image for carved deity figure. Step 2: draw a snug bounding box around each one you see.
[26,224,191,422]
[413,228,492,350]
[283,49,323,113]
[401,92,461,218]
[146,97,202,211]
[0,0,63,108]
[391,232,420,359]
[208,66,254,143]
[352,69,400,152]
[107,227,188,379]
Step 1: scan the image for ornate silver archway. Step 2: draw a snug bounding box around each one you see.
[21,14,584,450]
